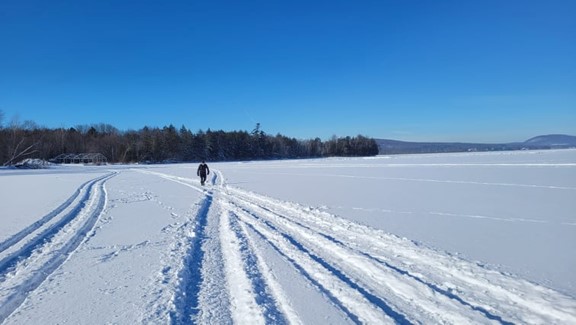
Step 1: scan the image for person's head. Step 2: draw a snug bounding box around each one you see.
[201,160,205,163]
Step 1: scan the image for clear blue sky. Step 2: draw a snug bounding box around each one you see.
[1,0,574,142]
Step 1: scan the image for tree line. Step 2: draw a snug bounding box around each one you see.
[0,115,379,165]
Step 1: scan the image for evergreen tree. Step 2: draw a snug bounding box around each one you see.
[0,116,380,165]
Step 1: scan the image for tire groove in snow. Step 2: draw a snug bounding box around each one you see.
[0,172,116,323]
[193,197,232,324]
[170,192,212,324]
[219,209,266,323]
[359,248,514,324]
[232,200,428,323]
[132,169,227,324]
[0,176,102,255]
[241,218,364,324]
[223,185,576,324]
[254,197,575,324]
[244,197,515,324]
[121,168,576,324]
[233,216,304,325]
[228,200,397,324]
[0,173,114,270]
[152,169,292,324]
[224,209,289,324]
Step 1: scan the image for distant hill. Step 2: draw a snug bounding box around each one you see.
[376,134,576,154]
[523,134,576,147]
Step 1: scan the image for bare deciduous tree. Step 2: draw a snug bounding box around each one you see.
[2,118,39,166]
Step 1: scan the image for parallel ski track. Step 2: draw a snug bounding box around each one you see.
[221,205,292,324]
[223,190,482,324]
[139,169,576,324]
[0,184,83,254]
[0,174,109,255]
[221,186,576,324]
[0,172,116,323]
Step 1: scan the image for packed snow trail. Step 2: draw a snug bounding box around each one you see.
[1,165,575,324]
[0,172,116,323]
[139,169,576,324]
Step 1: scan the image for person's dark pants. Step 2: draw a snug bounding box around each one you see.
[200,173,207,185]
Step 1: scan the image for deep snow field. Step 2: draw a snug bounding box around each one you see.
[0,149,575,324]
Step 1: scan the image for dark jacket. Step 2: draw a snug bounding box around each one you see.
[197,163,209,176]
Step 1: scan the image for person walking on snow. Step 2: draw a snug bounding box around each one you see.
[197,160,210,185]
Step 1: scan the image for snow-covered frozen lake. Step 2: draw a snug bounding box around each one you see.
[1,149,575,324]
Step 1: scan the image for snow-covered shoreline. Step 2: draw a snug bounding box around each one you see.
[1,150,575,323]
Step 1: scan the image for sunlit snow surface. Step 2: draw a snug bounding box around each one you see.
[1,150,575,324]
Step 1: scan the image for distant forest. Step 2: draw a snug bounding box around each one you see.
[0,115,379,166]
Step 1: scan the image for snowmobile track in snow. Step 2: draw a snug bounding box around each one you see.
[140,169,576,324]
[170,192,212,324]
[0,174,110,255]
[0,172,116,322]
